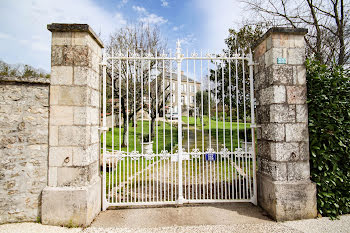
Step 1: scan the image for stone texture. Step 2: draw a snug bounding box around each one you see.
[287,48,306,65]
[72,143,99,166]
[51,66,73,85]
[258,174,317,221]
[270,142,299,161]
[49,126,58,146]
[49,147,73,167]
[53,86,88,106]
[254,27,316,221]
[285,123,308,142]
[287,161,310,181]
[270,104,296,123]
[0,79,49,224]
[293,65,306,85]
[51,45,91,67]
[43,24,103,227]
[258,158,287,181]
[265,47,284,67]
[260,123,285,141]
[257,85,286,105]
[50,106,73,125]
[41,177,101,227]
[47,23,104,49]
[266,65,294,86]
[58,125,90,146]
[296,104,308,123]
[56,161,98,187]
[286,86,307,104]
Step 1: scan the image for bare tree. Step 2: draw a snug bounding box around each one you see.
[106,23,169,147]
[242,0,350,65]
[148,72,171,138]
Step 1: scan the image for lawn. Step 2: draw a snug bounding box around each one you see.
[102,116,252,154]
[104,120,179,154]
[181,116,252,152]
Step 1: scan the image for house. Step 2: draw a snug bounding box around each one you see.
[164,71,201,115]
[105,71,201,124]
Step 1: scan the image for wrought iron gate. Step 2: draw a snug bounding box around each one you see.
[101,41,257,210]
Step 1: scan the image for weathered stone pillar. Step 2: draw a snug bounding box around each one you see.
[253,28,317,221]
[42,24,103,226]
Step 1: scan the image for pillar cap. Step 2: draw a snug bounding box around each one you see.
[47,23,104,48]
[252,27,307,51]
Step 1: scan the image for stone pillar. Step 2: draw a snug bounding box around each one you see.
[253,28,317,221]
[42,24,103,226]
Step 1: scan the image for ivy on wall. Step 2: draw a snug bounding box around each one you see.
[306,59,350,218]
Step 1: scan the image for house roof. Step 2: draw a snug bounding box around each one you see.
[164,72,201,84]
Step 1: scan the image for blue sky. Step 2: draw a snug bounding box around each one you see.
[0,0,244,72]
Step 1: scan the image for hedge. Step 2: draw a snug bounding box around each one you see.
[306,59,350,218]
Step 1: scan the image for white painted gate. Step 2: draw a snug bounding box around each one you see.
[101,41,257,210]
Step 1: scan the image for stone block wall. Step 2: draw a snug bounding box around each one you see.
[42,23,103,227]
[0,76,50,224]
[253,28,317,221]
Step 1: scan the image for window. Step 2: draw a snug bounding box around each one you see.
[190,96,195,104]
[181,84,187,92]
[172,83,176,90]
[172,94,176,103]
[181,96,185,105]
[190,85,194,93]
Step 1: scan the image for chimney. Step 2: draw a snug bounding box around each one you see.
[181,70,184,75]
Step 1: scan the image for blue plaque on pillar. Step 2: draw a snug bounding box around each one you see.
[205,153,216,161]
[277,57,287,64]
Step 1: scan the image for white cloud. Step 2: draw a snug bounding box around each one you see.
[117,0,128,8]
[172,25,184,31]
[132,6,147,14]
[179,33,196,46]
[161,0,169,7]
[132,5,168,25]
[139,14,168,25]
[194,0,243,51]
[0,0,127,71]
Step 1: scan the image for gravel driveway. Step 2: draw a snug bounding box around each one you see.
[1,215,349,233]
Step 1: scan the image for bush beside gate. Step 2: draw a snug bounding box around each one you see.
[306,59,350,218]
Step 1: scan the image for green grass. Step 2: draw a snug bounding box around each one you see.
[104,120,178,153]
[102,116,252,153]
[181,116,252,151]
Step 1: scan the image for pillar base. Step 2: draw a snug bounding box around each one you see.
[41,177,101,227]
[258,173,317,221]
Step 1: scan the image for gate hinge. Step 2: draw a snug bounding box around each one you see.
[250,124,262,128]
[99,126,109,131]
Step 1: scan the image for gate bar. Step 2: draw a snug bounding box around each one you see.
[176,40,184,204]
[102,51,107,211]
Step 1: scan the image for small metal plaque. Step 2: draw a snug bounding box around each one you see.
[205,153,216,161]
[277,57,287,64]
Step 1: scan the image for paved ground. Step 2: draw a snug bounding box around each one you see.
[92,203,271,228]
[1,204,349,233]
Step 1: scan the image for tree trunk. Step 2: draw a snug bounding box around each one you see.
[150,117,156,139]
[122,115,128,147]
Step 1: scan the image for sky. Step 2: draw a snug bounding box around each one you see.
[0,0,245,72]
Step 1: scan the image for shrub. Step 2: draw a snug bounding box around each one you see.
[306,59,350,218]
